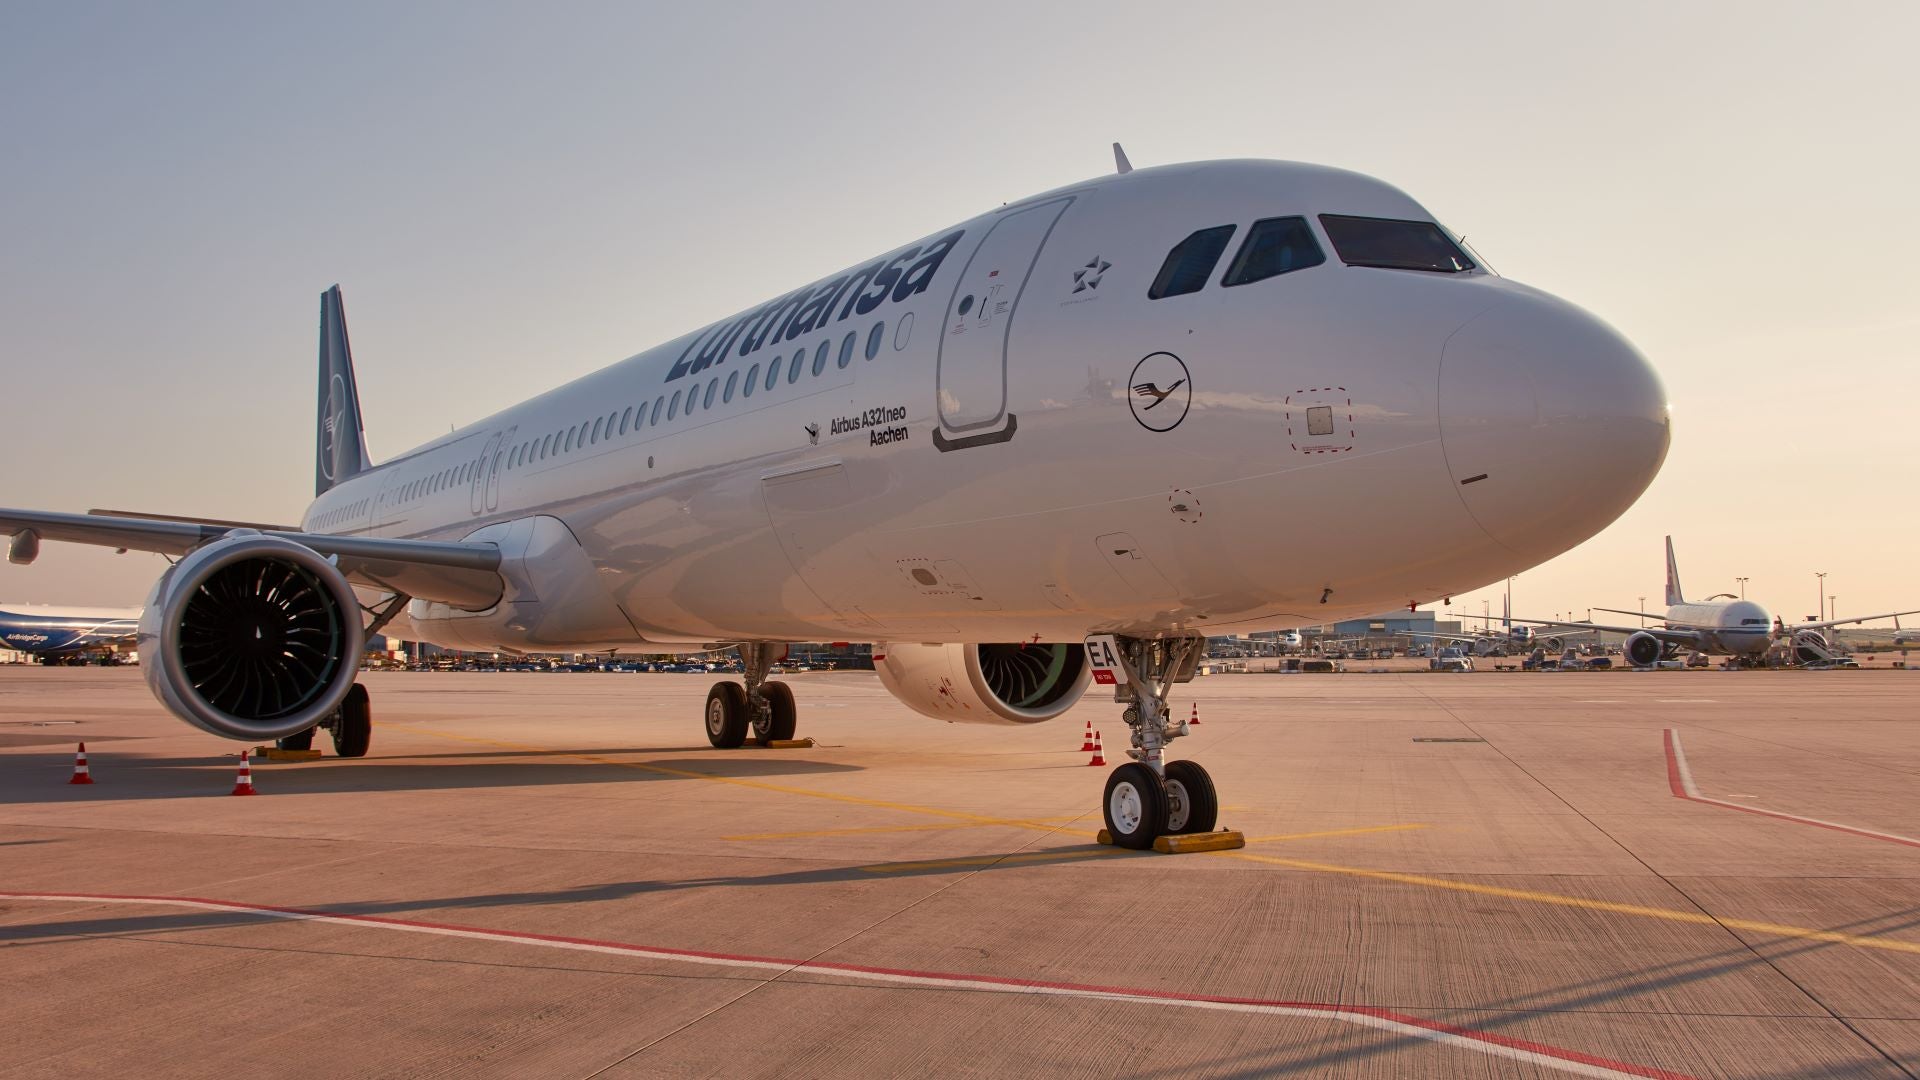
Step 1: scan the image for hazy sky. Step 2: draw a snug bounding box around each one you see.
[2,2,1915,627]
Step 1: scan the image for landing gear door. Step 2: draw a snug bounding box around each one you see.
[934,196,1073,450]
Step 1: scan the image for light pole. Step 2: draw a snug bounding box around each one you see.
[1735,576,1748,599]
[1816,572,1827,622]
[1830,595,1837,623]
[1639,596,1646,617]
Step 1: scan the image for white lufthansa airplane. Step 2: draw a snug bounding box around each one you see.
[0,155,1671,847]
[1508,537,1916,666]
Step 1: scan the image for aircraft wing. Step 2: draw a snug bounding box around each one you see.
[1465,610,1702,647]
[1590,606,1665,623]
[1788,610,1920,633]
[1,507,503,610]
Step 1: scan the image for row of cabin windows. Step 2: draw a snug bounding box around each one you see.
[503,319,887,473]
[364,318,893,511]
[314,497,370,530]
[1147,214,1475,300]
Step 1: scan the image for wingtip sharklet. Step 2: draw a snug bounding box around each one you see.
[1112,142,1132,175]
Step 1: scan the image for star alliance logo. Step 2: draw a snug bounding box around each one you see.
[1072,256,1110,294]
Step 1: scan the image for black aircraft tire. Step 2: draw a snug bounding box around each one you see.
[754,681,798,745]
[1103,762,1168,850]
[331,684,372,758]
[705,682,750,749]
[1163,759,1219,834]
[276,728,315,752]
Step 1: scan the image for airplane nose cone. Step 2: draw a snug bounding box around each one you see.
[1439,289,1669,562]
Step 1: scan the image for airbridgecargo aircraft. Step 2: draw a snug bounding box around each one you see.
[0,604,140,661]
[0,152,1671,848]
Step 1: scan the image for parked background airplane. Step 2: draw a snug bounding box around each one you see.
[0,155,1671,848]
[1503,537,1914,666]
[0,604,140,662]
[1404,594,1595,657]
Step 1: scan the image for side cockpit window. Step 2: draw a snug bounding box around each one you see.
[1222,217,1325,286]
[1319,215,1475,273]
[1148,225,1236,299]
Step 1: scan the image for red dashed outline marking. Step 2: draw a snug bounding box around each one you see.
[1284,387,1356,454]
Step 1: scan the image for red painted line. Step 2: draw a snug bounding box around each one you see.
[0,890,1693,1079]
[1663,729,1920,849]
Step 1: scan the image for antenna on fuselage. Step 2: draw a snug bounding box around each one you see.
[1112,142,1133,175]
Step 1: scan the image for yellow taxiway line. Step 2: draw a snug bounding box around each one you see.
[1222,851,1920,957]
[409,728,1920,956]
[724,816,1090,842]
[411,727,1088,836]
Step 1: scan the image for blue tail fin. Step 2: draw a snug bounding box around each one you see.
[316,286,372,496]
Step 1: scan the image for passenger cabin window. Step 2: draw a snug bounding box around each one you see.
[1318,214,1475,273]
[837,332,855,369]
[724,371,738,403]
[744,364,758,397]
[865,321,884,360]
[704,377,718,409]
[812,340,830,377]
[1149,225,1236,299]
[1222,217,1324,287]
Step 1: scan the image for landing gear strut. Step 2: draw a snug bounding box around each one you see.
[282,683,370,756]
[1094,635,1217,849]
[706,643,797,749]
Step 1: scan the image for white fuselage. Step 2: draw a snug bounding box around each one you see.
[298,160,1669,653]
[1659,599,1775,656]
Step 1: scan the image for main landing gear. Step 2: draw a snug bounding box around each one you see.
[705,643,798,749]
[275,682,372,758]
[1098,635,1218,850]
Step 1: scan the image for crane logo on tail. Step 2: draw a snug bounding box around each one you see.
[320,373,348,483]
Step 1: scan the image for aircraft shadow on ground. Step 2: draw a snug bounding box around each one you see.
[4,879,1915,1080]
[0,750,862,801]
[1108,901,1920,1079]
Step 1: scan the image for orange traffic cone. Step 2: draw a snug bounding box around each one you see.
[68,743,93,785]
[1087,731,1106,767]
[230,750,257,796]
[1189,702,1200,726]
[1080,719,1096,752]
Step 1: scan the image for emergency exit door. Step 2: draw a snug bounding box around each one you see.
[933,196,1073,450]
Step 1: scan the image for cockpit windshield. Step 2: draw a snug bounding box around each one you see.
[1319,215,1476,274]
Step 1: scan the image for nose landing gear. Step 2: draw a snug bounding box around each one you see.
[1089,634,1222,850]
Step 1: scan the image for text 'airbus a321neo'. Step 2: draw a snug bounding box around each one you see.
[1,154,1671,848]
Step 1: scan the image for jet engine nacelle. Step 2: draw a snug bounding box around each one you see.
[1540,635,1566,654]
[1623,631,1663,667]
[138,532,364,740]
[874,642,1090,725]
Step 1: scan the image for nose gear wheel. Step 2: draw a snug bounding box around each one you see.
[1103,762,1168,850]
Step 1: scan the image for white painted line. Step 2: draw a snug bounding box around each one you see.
[1664,729,1920,850]
[0,891,1691,1080]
